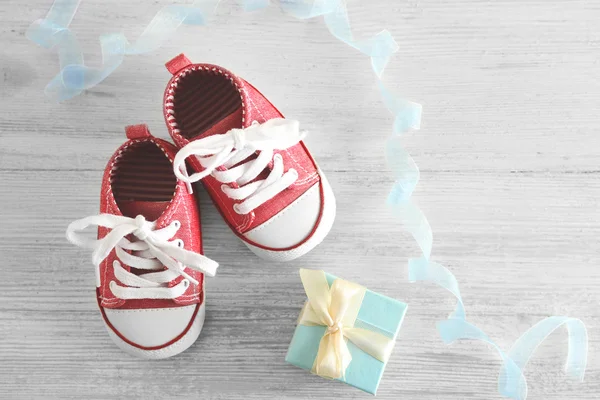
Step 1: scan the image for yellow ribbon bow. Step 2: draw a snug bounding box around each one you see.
[298,269,396,380]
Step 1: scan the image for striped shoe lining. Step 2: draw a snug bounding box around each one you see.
[111,142,176,204]
[173,70,242,139]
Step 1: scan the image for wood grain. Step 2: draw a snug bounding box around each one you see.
[0,1,598,399]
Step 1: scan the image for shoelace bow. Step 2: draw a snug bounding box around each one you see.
[173,118,307,214]
[66,214,218,300]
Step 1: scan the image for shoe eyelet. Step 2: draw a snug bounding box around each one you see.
[176,239,184,248]
[172,220,181,229]
[182,279,190,288]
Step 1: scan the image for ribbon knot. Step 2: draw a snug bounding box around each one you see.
[133,215,152,241]
[231,128,246,150]
[298,269,395,380]
[326,321,343,336]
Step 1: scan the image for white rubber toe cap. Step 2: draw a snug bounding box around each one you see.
[241,172,336,262]
[244,182,322,249]
[103,304,197,348]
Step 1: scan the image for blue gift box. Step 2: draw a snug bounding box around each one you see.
[285,272,408,395]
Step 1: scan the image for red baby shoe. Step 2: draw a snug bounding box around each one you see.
[66,124,218,359]
[163,54,336,262]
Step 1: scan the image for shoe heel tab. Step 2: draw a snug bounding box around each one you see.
[166,53,192,75]
[125,124,152,140]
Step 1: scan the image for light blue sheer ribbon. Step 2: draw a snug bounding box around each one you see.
[27,0,422,128]
[407,259,587,399]
[383,50,588,400]
[27,0,219,101]
[384,49,588,397]
[28,1,587,398]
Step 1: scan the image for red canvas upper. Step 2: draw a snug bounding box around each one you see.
[97,125,204,310]
[163,54,322,246]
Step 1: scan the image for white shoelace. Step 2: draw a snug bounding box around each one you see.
[66,214,218,300]
[173,118,307,214]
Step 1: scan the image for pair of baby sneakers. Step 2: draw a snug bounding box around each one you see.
[66,54,336,359]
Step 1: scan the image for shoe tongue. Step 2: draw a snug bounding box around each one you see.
[195,107,244,139]
[118,200,170,221]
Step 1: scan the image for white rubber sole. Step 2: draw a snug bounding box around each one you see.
[103,302,205,360]
[241,173,336,262]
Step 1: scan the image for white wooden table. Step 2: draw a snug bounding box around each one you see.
[1,1,598,398]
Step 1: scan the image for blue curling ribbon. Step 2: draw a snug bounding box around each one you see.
[383,56,588,400]
[26,0,425,125]
[366,1,589,395]
[243,0,270,11]
[280,0,422,131]
[408,259,587,399]
[27,0,220,101]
